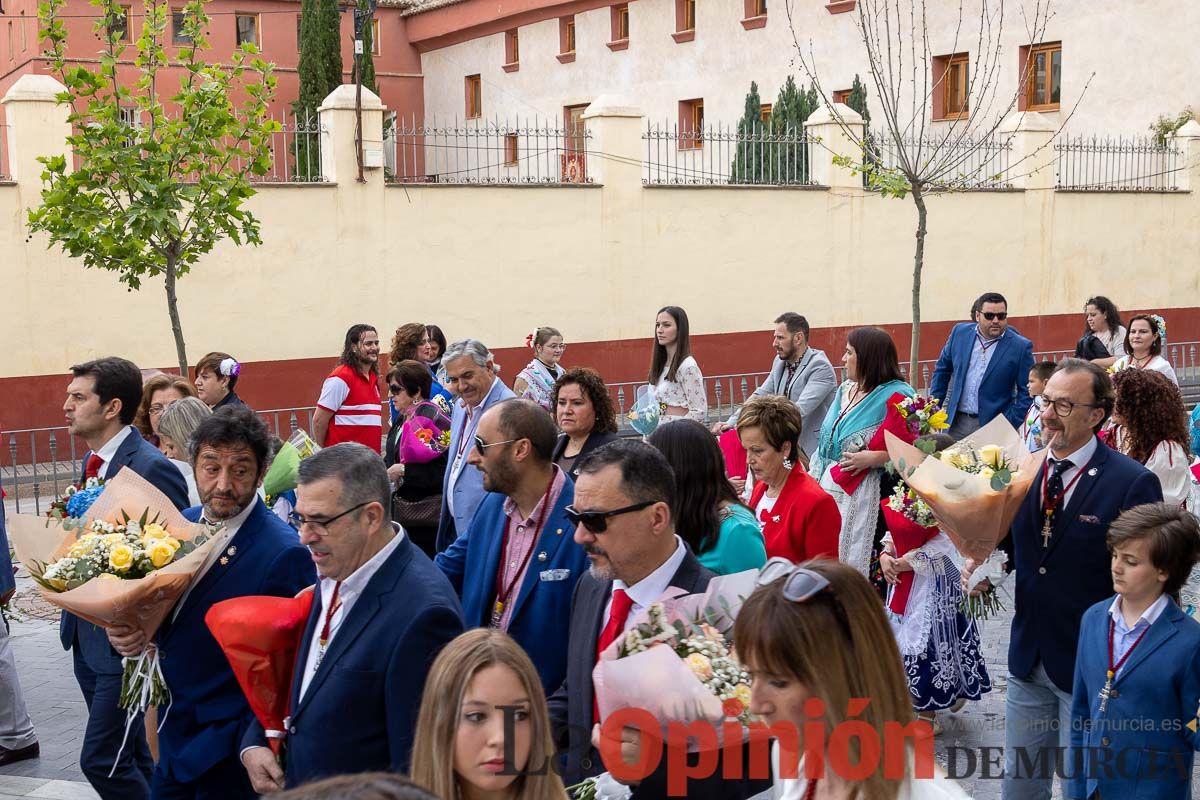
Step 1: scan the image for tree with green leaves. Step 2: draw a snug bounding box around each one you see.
[295,0,342,179]
[767,76,819,183]
[29,0,280,375]
[731,82,765,183]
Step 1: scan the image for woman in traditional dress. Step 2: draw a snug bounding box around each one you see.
[810,327,914,586]
[1111,313,1177,384]
[1109,368,1192,508]
[513,327,566,413]
[648,306,707,425]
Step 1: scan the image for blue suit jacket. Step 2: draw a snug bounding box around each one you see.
[1068,598,1200,800]
[929,323,1035,427]
[60,428,191,672]
[152,501,314,784]
[242,533,464,786]
[1005,440,1162,691]
[435,478,588,694]
[435,379,516,552]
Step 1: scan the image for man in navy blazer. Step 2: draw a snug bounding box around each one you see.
[0,499,38,766]
[240,443,464,792]
[61,358,189,800]
[982,359,1162,800]
[436,339,515,553]
[108,407,314,798]
[436,399,588,694]
[929,291,1034,440]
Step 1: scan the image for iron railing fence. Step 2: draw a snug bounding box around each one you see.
[643,119,820,186]
[386,114,592,185]
[5,343,1199,513]
[868,133,1015,190]
[1055,135,1183,192]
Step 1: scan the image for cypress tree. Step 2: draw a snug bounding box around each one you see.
[731,82,765,184]
[845,74,877,183]
[768,76,819,183]
[294,0,342,179]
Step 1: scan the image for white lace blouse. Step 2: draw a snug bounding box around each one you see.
[653,355,707,423]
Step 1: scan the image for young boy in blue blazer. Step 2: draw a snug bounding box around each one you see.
[1069,502,1200,799]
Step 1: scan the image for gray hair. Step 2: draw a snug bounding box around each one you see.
[442,339,493,369]
[298,443,391,524]
[158,397,212,453]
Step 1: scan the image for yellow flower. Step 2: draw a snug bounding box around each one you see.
[97,573,120,581]
[142,523,168,541]
[942,450,967,469]
[46,576,68,591]
[104,532,126,546]
[685,653,713,680]
[161,536,181,552]
[147,541,175,569]
[927,409,949,431]
[979,444,1004,469]
[108,545,134,573]
[734,684,753,708]
[980,467,995,481]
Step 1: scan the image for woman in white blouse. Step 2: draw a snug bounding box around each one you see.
[648,306,707,425]
[1112,314,1178,384]
[1110,368,1192,508]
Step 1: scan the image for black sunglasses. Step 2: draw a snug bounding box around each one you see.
[388,384,403,395]
[565,500,658,533]
[981,312,1008,321]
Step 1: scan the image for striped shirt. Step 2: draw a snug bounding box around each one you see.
[317,363,382,452]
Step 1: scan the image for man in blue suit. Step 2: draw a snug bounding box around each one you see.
[61,357,189,800]
[240,443,464,792]
[108,406,314,799]
[929,291,1035,440]
[981,359,1162,800]
[436,399,589,694]
[435,339,515,552]
[0,501,38,766]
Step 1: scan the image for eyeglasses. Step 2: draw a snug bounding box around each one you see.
[565,500,658,533]
[756,558,832,601]
[473,435,518,456]
[544,343,566,352]
[981,312,1008,321]
[148,403,173,417]
[388,384,403,396]
[1041,397,1101,418]
[288,501,371,535]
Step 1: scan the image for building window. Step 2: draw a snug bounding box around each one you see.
[20,10,28,50]
[235,13,259,47]
[504,134,518,166]
[558,16,575,62]
[504,28,519,66]
[372,18,380,56]
[6,22,12,61]
[678,0,695,31]
[296,14,302,50]
[931,53,968,119]
[465,74,482,118]
[171,10,192,45]
[612,4,629,41]
[107,6,132,42]
[679,98,704,150]
[1023,42,1061,111]
[742,0,766,29]
[832,89,851,104]
[759,104,772,123]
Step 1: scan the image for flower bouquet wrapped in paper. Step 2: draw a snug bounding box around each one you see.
[881,484,940,615]
[262,430,321,505]
[47,477,106,520]
[885,415,1045,563]
[626,386,662,437]
[7,469,221,715]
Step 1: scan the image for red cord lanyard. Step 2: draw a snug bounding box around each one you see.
[1098,615,1152,712]
[490,474,556,628]
[314,581,342,669]
[1041,455,1093,518]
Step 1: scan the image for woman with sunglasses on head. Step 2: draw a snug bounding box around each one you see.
[735,559,971,800]
[649,306,707,425]
[383,360,451,557]
[1111,313,1178,385]
[411,628,567,800]
[648,419,767,575]
[1074,296,1126,369]
[514,327,566,413]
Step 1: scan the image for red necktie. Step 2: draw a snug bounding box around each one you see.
[84,453,103,480]
[595,588,634,720]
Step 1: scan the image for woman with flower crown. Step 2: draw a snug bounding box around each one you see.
[513,327,566,413]
[1110,313,1178,385]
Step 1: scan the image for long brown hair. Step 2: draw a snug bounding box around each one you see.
[648,306,693,383]
[390,322,427,367]
[1112,368,1191,464]
[410,630,565,800]
[846,327,904,393]
[733,560,917,800]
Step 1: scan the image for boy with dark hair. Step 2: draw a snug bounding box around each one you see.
[1020,360,1058,452]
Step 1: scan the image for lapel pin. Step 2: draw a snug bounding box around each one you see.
[219,556,229,566]
[1087,468,1098,477]
[555,528,563,536]
[538,551,548,562]
[771,515,781,523]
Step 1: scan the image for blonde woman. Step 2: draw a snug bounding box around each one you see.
[156,396,212,506]
[734,559,969,800]
[411,629,566,800]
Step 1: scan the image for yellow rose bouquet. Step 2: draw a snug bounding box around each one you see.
[8,469,220,717]
[885,415,1046,563]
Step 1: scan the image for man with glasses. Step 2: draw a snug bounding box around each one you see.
[107,406,315,799]
[976,359,1161,800]
[930,291,1034,440]
[435,399,588,695]
[240,442,463,791]
[548,440,766,799]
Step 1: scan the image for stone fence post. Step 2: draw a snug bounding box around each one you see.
[1170,119,1200,192]
[318,85,385,185]
[997,111,1057,190]
[804,103,865,190]
[1,74,72,188]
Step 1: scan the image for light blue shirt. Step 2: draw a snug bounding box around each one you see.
[960,329,1005,415]
[1106,594,1169,676]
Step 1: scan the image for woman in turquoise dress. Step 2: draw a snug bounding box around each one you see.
[810,327,915,587]
[648,419,767,574]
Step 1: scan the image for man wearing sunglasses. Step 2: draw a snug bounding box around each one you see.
[930,291,1035,440]
[548,441,767,799]
[435,399,588,696]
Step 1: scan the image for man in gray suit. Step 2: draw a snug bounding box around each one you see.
[0,506,38,765]
[713,312,837,460]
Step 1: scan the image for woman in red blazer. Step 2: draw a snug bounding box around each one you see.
[737,395,841,562]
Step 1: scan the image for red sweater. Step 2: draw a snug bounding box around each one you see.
[749,468,842,563]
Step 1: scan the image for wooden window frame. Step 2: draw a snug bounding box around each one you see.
[674,0,695,38]
[503,134,519,166]
[825,0,855,13]
[759,103,772,123]
[932,53,969,120]
[503,28,519,71]
[371,18,381,56]
[1022,41,1061,112]
[296,14,302,51]
[608,4,629,50]
[465,74,482,119]
[234,13,260,48]
[679,98,704,150]
[171,9,192,45]
[107,5,132,43]
[557,16,576,62]
[741,0,766,28]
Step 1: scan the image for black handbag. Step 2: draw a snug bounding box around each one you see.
[391,493,442,528]
[1074,333,1110,360]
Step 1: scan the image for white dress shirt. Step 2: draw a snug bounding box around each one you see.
[603,536,688,634]
[1045,435,1099,509]
[1107,594,1169,675]
[298,526,406,701]
[93,425,135,478]
[961,330,1005,416]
